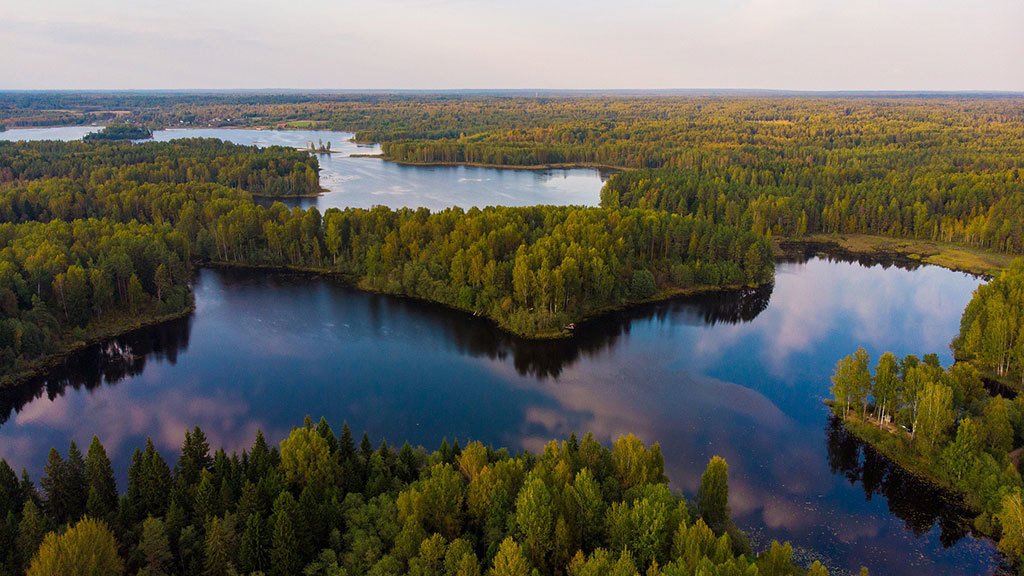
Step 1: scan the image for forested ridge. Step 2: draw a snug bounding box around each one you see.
[0,139,773,380]
[0,419,846,576]
[829,257,1024,570]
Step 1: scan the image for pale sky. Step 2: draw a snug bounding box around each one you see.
[1,0,1022,91]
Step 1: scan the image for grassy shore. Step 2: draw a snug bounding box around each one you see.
[780,234,1012,277]
[0,299,194,388]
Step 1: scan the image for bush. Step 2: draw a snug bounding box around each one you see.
[630,269,657,300]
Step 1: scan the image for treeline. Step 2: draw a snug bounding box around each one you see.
[0,139,773,377]
[200,204,773,336]
[0,419,838,576]
[0,218,193,378]
[829,261,1024,567]
[0,138,322,381]
[83,124,153,142]
[6,94,1023,253]
[603,165,1024,254]
[0,139,322,199]
[953,259,1024,387]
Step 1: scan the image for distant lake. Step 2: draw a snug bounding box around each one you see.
[0,126,608,210]
[0,256,999,576]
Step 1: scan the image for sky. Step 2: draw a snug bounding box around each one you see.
[1,0,1022,91]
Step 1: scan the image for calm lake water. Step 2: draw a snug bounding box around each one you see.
[0,127,607,210]
[0,256,1000,576]
[0,125,1004,574]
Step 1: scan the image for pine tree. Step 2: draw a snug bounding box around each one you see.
[194,472,218,522]
[16,500,46,570]
[203,516,232,576]
[239,513,266,574]
[138,516,172,576]
[85,436,118,519]
[0,459,21,519]
[141,438,172,517]
[39,448,68,524]
[180,426,213,487]
[339,422,356,461]
[316,417,338,453]
[270,500,299,576]
[248,430,273,482]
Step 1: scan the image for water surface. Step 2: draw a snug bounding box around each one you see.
[0,257,998,575]
[1,127,606,210]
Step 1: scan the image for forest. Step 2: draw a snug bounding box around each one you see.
[84,124,153,142]
[0,138,773,381]
[0,417,842,576]
[953,260,1024,388]
[4,94,1021,255]
[829,258,1024,569]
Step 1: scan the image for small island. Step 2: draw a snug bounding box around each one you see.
[83,123,153,141]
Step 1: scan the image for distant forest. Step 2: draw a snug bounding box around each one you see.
[4,93,1021,253]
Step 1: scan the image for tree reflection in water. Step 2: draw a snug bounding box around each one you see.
[0,276,773,428]
[0,317,192,428]
[825,416,982,549]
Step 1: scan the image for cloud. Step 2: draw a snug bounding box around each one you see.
[1,0,1021,89]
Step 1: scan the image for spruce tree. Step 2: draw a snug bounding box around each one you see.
[85,436,118,519]
[138,516,172,576]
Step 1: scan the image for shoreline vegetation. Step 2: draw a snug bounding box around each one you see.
[0,299,194,388]
[0,418,847,576]
[383,158,627,173]
[13,228,995,389]
[0,139,775,383]
[827,260,1024,570]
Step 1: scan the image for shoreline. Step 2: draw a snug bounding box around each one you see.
[383,158,626,172]
[0,300,195,389]
[3,260,770,388]
[832,411,996,540]
[204,260,759,341]
[6,235,998,389]
[777,234,1011,277]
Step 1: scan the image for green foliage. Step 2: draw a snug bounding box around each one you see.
[280,427,336,494]
[0,137,776,375]
[629,269,656,300]
[3,420,814,576]
[26,516,123,576]
[138,516,172,576]
[696,457,730,534]
[83,124,152,141]
[954,259,1024,386]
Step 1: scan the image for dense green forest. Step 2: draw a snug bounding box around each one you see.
[5,94,1021,255]
[84,124,153,142]
[953,260,1024,387]
[0,418,841,576]
[0,139,772,380]
[829,258,1024,568]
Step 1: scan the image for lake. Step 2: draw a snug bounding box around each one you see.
[0,256,999,576]
[0,127,608,210]
[0,125,1004,574]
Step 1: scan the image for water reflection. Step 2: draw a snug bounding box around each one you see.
[0,318,192,428]
[2,276,772,420]
[824,417,979,548]
[0,257,997,575]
